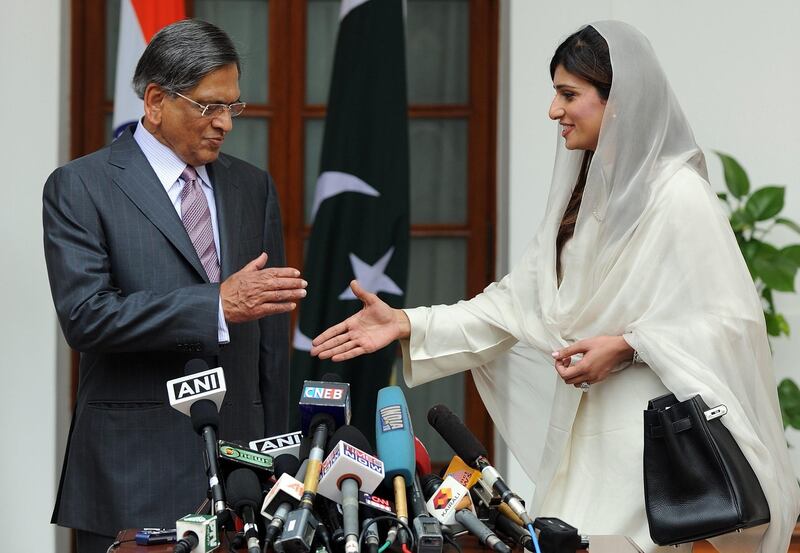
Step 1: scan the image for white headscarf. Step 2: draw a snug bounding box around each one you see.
[461,21,800,551]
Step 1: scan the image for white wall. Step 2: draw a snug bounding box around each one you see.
[0,0,70,549]
[497,0,800,503]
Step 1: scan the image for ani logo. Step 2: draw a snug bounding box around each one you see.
[432,487,453,510]
[379,404,404,432]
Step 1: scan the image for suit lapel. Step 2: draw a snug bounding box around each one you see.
[108,130,210,282]
[208,155,241,279]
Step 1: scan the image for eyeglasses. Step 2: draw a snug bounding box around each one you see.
[172,91,246,118]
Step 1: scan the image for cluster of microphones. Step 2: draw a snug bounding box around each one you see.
[151,360,588,553]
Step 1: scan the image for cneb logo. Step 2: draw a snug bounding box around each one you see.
[303,386,344,400]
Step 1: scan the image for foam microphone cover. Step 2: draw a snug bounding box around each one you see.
[184,358,210,375]
[375,386,415,481]
[190,399,219,434]
[226,468,262,511]
[420,473,444,500]
[274,454,301,479]
[327,425,374,455]
[427,404,487,463]
[310,412,337,434]
[298,435,312,462]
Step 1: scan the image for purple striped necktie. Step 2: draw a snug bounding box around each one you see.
[180,165,221,283]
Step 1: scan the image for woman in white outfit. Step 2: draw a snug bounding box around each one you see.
[310,21,800,552]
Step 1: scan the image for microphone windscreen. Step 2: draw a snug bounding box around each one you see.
[427,404,487,464]
[189,399,219,434]
[414,437,432,476]
[184,358,209,376]
[375,386,415,481]
[327,425,374,455]
[310,413,337,434]
[298,435,312,461]
[226,468,262,511]
[419,473,444,500]
[274,454,301,479]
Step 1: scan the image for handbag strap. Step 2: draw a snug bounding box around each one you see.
[648,415,692,438]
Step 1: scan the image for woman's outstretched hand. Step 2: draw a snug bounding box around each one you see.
[310,280,410,362]
[552,335,634,388]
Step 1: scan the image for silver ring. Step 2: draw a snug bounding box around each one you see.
[580,382,590,392]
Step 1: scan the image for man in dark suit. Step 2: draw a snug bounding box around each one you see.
[43,20,306,552]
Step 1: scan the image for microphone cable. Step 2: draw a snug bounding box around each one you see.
[526,523,543,553]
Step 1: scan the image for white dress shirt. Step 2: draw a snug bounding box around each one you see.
[133,122,230,344]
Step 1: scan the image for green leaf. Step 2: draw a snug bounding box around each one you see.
[778,379,800,429]
[717,192,728,201]
[765,312,790,337]
[752,243,797,291]
[740,238,767,278]
[729,208,754,232]
[762,287,776,311]
[745,186,785,221]
[781,245,800,267]
[776,217,800,235]
[715,151,750,198]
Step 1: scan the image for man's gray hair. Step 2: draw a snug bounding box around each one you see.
[132,19,241,98]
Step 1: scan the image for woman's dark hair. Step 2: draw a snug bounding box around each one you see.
[550,25,612,100]
[552,26,612,280]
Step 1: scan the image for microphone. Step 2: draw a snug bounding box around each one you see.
[411,437,444,553]
[250,430,304,458]
[298,374,351,434]
[274,411,337,553]
[494,513,535,552]
[421,474,511,553]
[318,426,386,553]
[174,514,220,553]
[375,386,415,545]
[167,359,227,516]
[427,404,532,526]
[217,440,274,487]
[261,454,303,549]
[226,468,263,553]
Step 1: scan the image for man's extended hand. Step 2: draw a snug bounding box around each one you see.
[220,253,306,323]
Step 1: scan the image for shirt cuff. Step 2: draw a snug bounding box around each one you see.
[218,296,230,344]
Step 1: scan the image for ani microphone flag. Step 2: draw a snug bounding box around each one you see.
[112,0,185,138]
[291,0,410,434]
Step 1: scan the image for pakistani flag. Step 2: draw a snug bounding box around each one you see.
[291,0,409,436]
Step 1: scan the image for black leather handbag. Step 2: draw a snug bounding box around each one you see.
[643,393,770,545]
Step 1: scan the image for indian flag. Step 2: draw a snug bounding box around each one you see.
[112,0,185,138]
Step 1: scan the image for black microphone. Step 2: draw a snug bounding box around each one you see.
[167,358,228,517]
[421,474,511,553]
[274,412,337,553]
[226,468,263,553]
[494,512,534,551]
[427,404,531,526]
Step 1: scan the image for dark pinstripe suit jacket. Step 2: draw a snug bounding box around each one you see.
[43,128,290,536]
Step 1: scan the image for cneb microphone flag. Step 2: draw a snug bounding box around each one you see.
[112,0,185,138]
